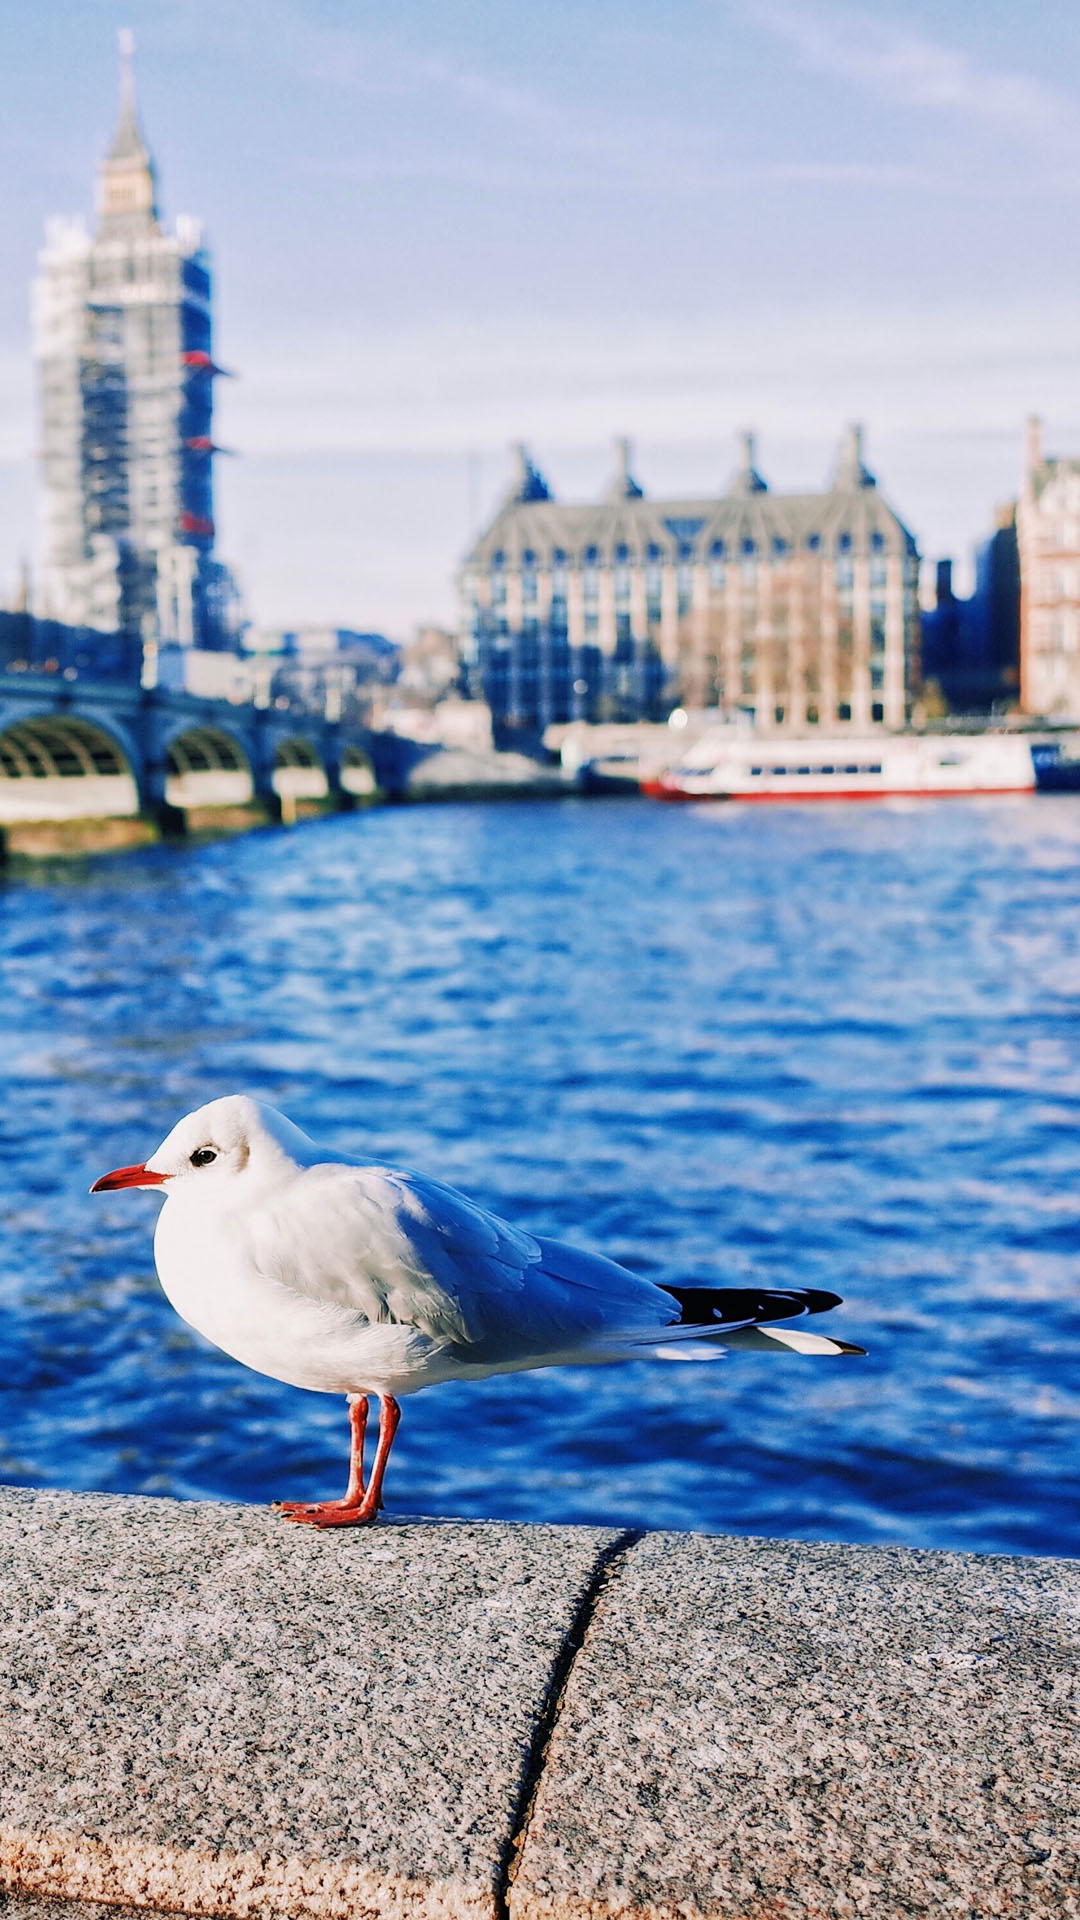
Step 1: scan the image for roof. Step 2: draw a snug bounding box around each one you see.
[464,432,918,569]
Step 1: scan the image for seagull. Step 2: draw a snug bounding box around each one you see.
[91,1095,864,1528]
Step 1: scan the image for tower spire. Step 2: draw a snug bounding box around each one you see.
[98,28,158,232]
[118,27,135,114]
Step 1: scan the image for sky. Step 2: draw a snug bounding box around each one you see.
[2,0,1080,637]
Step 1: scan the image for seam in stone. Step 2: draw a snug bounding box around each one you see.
[496,1529,643,1920]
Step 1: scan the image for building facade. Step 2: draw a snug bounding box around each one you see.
[920,507,1020,716]
[1017,417,1080,719]
[34,37,240,650]
[460,428,920,734]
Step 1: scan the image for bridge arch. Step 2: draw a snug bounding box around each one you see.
[340,743,377,797]
[272,735,329,803]
[0,714,139,821]
[164,725,253,809]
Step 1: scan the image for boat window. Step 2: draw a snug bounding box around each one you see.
[795,766,811,775]
[749,765,762,776]
[843,764,859,774]
[868,764,882,774]
[820,765,835,774]
[770,766,788,776]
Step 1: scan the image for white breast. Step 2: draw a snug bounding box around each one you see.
[152,1197,442,1397]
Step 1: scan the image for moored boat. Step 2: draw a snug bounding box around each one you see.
[642,732,1037,802]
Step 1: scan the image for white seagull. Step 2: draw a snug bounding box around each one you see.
[91,1095,864,1528]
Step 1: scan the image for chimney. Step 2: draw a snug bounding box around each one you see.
[1025,414,1044,483]
[833,422,874,490]
[732,430,767,494]
[604,436,644,501]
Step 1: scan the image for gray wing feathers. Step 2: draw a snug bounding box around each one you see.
[248,1163,679,1355]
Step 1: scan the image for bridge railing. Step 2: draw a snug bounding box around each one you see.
[0,612,144,684]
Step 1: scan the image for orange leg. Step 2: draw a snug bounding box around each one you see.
[275,1394,368,1517]
[280,1395,401,1530]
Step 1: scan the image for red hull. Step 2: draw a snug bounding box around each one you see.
[640,780,1034,803]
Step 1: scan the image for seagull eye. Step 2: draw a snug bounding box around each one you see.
[190,1147,217,1169]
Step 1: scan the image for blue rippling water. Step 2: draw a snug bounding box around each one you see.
[1,794,1079,1556]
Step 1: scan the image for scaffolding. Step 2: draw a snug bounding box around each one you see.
[33,36,238,650]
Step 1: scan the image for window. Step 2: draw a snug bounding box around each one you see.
[774,705,785,725]
[772,537,788,556]
[871,704,884,723]
[871,531,885,552]
[838,702,852,722]
[837,532,852,553]
[676,562,693,616]
[741,537,756,556]
[806,705,819,725]
[806,533,821,551]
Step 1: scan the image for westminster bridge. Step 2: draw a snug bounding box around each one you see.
[0,655,420,838]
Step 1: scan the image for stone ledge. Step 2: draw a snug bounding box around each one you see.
[510,1531,1080,1920]
[0,1488,1077,1920]
[0,1487,616,1920]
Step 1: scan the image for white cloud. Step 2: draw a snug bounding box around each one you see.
[746,1,1079,159]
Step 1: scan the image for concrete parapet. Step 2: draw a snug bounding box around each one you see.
[0,1487,1076,1920]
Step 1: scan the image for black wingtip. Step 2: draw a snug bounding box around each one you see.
[835,1340,867,1355]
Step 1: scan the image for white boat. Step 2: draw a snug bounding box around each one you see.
[642,731,1037,802]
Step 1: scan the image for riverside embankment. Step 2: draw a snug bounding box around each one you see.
[0,1485,1076,1920]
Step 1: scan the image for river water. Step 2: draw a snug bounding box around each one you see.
[2,794,1079,1555]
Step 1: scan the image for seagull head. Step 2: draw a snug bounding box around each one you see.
[90,1095,324,1203]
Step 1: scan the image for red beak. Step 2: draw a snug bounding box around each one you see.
[90,1163,168,1194]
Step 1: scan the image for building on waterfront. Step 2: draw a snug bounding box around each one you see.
[459,428,920,735]
[920,508,1020,715]
[1017,417,1080,718]
[33,34,242,652]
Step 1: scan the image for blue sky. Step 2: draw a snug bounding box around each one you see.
[2,0,1079,634]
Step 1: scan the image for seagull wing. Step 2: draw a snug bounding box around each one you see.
[246,1161,680,1357]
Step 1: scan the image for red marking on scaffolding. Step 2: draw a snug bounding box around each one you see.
[179,511,214,537]
[182,351,233,377]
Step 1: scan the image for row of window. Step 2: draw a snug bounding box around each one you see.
[488,561,893,599]
[490,530,892,568]
[755,703,886,726]
[745,762,884,777]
